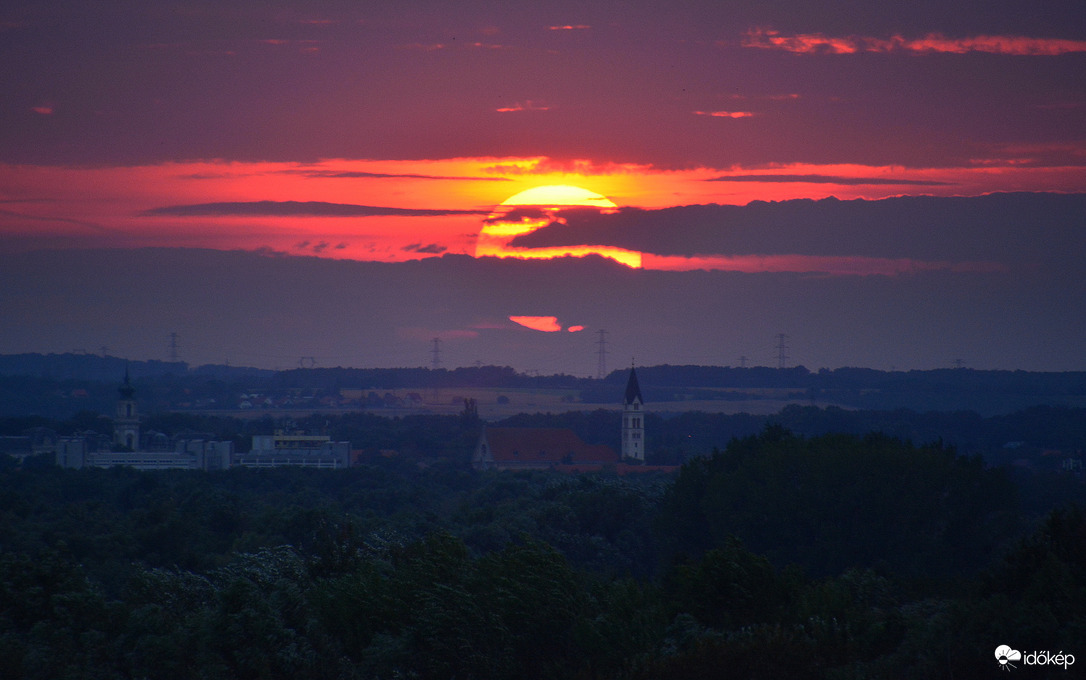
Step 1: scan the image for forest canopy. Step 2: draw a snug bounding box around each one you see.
[1,425,1083,678]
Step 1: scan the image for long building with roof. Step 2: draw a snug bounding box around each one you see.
[472,426,617,471]
[472,366,651,471]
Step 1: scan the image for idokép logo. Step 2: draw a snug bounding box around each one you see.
[995,645,1075,672]
[996,645,1022,670]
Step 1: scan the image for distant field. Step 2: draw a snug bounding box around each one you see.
[202,386,827,420]
[229,386,821,419]
[369,387,828,419]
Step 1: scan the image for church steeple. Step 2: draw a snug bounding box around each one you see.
[621,365,645,461]
[624,365,643,406]
[114,365,140,451]
[118,363,135,399]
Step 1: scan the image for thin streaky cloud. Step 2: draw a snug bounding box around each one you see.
[906,34,1086,55]
[401,243,448,254]
[0,207,119,233]
[143,201,489,217]
[176,173,261,180]
[496,101,551,113]
[398,42,447,51]
[706,174,953,186]
[297,240,334,254]
[289,170,510,181]
[693,110,755,118]
[482,158,650,176]
[724,93,800,101]
[743,29,1086,56]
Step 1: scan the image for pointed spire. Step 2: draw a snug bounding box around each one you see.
[118,361,135,398]
[624,365,643,405]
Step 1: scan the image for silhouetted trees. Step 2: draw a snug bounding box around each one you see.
[657,427,1019,577]
[0,425,1083,678]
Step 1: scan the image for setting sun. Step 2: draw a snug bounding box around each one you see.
[499,185,618,209]
[476,185,642,268]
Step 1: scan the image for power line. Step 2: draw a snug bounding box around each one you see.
[431,337,442,370]
[167,332,181,362]
[776,333,789,369]
[595,329,609,379]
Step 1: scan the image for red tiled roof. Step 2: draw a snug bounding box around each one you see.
[477,427,617,467]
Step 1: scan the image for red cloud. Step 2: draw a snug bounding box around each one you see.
[905,34,1086,55]
[495,101,550,113]
[693,110,755,118]
[743,28,1086,56]
[509,315,562,332]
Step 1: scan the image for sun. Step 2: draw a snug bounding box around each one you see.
[499,185,617,208]
[475,184,641,267]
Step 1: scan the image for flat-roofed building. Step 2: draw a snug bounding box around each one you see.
[234,431,350,468]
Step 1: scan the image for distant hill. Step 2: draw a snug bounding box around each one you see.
[1,354,1085,418]
[608,364,1086,414]
[0,353,272,382]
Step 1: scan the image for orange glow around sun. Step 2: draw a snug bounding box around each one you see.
[475,184,643,267]
[3,156,1083,266]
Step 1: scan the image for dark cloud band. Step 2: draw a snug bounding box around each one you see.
[706,174,952,186]
[292,171,510,181]
[144,201,489,217]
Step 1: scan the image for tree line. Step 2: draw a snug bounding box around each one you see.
[1,426,1083,678]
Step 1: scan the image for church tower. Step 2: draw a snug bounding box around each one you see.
[114,366,140,451]
[621,366,645,461]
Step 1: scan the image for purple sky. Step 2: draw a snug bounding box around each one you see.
[2,1,1084,169]
[1,1,1084,372]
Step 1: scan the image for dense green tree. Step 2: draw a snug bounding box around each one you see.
[0,417,1082,679]
[664,537,800,629]
[938,506,1086,676]
[0,551,124,679]
[657,426,1019,577]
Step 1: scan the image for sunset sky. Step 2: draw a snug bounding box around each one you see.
[2,1,1084,372]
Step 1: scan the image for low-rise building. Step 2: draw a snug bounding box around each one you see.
[235,431,350,468]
